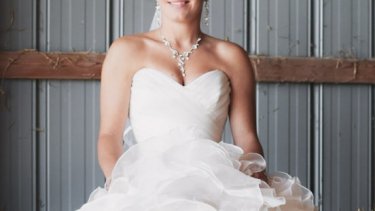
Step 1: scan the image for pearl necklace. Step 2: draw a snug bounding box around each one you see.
[161,35,202,77]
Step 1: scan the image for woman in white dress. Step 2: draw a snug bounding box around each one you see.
[78,0,315,210]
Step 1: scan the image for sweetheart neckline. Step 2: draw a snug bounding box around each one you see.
[133,67,229,88]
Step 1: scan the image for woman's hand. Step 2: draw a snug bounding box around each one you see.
[252,170,268,184]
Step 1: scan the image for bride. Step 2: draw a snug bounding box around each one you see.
[78,0,315,210]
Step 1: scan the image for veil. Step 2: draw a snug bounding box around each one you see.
[149,6,160,31]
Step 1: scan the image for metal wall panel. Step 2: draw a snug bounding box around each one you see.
[0,0,36,211]
[322,85,372,211]
[0,81,36,211]
[37,0,107,210]
[252,0,311,56]
[257,83,311,184]
[210,0,246,46]
[0,0,35,50]
[372,86,375,210]
[323,0,371,58]
[123,0,156,36]
[37,80,101,211]
[111,0,155,39]
[320,0,373,210]
[39,0,107,51]
[250,0,312,187]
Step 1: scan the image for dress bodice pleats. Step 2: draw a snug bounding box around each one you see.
[129,68,231,143]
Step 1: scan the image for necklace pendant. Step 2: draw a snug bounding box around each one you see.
[180,67,186,77]
[161,34,202,78]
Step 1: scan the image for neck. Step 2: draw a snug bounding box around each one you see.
[159,21,202,50]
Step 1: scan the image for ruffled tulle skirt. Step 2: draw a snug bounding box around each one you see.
[77,131,315,211]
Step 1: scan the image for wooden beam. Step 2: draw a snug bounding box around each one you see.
[251,56,375,84]
[1,50,375,84]
[0,50,104,80]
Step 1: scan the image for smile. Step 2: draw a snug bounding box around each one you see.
[168,1,190,7]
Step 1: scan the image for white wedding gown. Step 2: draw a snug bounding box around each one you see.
[78,67,315,211]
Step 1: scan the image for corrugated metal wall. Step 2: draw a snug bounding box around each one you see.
[319,0,373,210]
[37,0,107,210]
[250,0,312,190]
[0,0,36,211]
[0,0,373,210]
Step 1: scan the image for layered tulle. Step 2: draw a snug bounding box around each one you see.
[78,129,314,211]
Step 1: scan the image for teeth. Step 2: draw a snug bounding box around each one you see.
[168,1,188,6]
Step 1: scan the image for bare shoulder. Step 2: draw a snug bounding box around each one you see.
[106,34,148,64]
[109,32,153,52]
[103,33,153,76]
[204,35,252,79]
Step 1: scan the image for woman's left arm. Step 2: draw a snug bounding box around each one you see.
[222,43,267,181]
[223,44,263,155]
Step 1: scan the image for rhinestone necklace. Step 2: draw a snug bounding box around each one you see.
[161,34,202,77]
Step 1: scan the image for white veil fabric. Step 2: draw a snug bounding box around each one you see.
[149,5,160,31]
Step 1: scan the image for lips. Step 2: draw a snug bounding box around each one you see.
[168,0,190,7]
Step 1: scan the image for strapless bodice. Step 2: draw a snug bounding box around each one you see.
[128,67,231,143]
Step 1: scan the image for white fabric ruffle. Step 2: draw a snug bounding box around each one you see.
[78,130,315,211]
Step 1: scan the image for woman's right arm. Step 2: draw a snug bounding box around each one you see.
[97,38,138,180]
